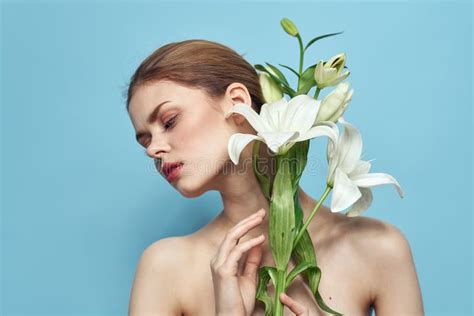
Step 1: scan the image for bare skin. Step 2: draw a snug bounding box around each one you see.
[127,80,424,316]
[199,189,375,316]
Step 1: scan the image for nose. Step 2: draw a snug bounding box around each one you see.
[146,136,170,159]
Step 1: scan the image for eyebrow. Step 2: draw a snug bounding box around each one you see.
[135,100,171,142]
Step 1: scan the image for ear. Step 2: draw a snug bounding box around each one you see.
[223,82,253,125]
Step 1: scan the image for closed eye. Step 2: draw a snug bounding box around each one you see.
[163,114,178,130]
[138,114,179,153]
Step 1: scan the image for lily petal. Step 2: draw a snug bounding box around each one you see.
[260,103,278,131]
[265,97,288,131]
[284,94,320,132]
[338,116,347,124]
[324,67,338,79]
[259,103,275,130]
[314,61,324,83]
[330,168,362,213]
[313,120,339,160]
[225,103,267,132]
[337,120,363,174]
[322,121,341,185]
[260,97,287,131]
[351,172,405,198]
[327,71,350,86]
[258,131,299,154]
[294,124,338,145]
[345,187,373,217]
[327,53,344,67]
[349,160,371,177]
[227,133,263,165]
[315,119,339,133]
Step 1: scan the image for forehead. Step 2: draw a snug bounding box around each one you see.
[129,80,195,113]
[127,80,222,129]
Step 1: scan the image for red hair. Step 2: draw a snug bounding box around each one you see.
[124,39,264,113]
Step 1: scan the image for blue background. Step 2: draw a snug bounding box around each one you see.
[1,0,472,315]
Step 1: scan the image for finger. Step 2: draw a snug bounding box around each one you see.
[215,211,265,265]
[216,208,265,251]
[233,208,266,236]
[218,216,262,262]
[234,212,263,245]
[242,237,264,279]
[279,292,309,316]
[221,234,265,276]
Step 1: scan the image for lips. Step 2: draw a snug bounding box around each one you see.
[161,162,183,180]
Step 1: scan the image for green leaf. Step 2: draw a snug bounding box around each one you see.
[293,193,304,239]
[255,64,297,97]
[285,261,317,291]
[282,86,296,98]
[252,141,271,199]
[284,140,310,193]
[256,266,277,316]
[255,64,286,87]
[290,218,343,315]
[294,140,309,191]
[269,155,296,270]
[265,62,289,86]
[278,63,300,79]
[267,266,278,286]
[303,31,344,52]
[315,287,344,316]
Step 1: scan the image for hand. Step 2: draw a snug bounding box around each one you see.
[280,292,310,316]
[210,208,267,316]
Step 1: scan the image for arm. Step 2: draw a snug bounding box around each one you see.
[128,238,183,316]
[370,224,424,316]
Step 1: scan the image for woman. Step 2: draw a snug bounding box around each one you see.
[126,39,424,316]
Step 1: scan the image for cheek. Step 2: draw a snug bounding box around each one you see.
[177,114,230,157]
[176,117,231,175]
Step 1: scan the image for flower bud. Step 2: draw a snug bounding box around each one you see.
[280,18,299,37]
[259,72,284,104]
[314,53,350,89]
[315,82,353,124]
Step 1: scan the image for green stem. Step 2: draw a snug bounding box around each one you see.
[297,35,304,75]
[293,185,332,247]
[296,34,304,90]
[273,269,287,316]
[272,155,290,316]
[314,86,321,99]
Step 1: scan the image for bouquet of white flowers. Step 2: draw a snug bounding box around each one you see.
[225,18,404,316]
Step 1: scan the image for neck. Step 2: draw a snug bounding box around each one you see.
[209,142,332,250]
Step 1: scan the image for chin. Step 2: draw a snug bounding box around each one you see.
[173,159,226,198]
[174,177,209,198]
[179,188,205,198]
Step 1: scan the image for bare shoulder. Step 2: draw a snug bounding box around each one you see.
[339,215,415,267]
[128,236,192,316]
[337,214,409,246]
[336,215,424,314]
[335,215,415,274]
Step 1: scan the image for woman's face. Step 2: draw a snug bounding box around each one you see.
[128,80,253,197]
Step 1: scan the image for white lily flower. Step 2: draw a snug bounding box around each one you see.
[225,95,338,165]
[315,82,354,124]
[324,117,404,216]
[314,53,350,89]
